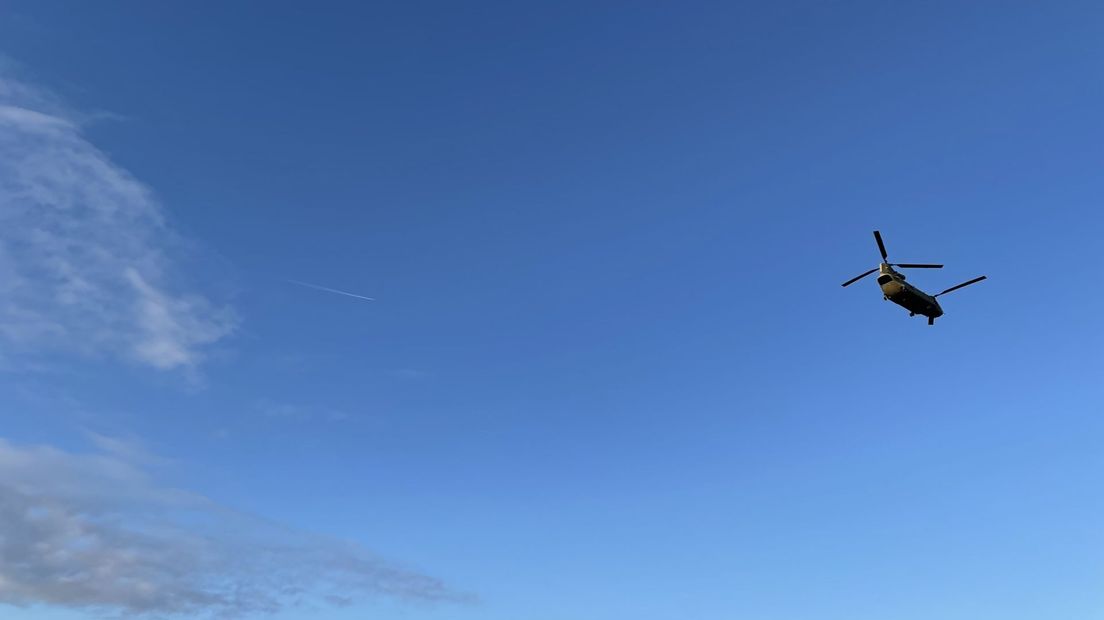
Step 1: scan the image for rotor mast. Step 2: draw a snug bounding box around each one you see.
[841,230,943,287]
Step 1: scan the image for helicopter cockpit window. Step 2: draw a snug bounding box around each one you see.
[877,275,894,285]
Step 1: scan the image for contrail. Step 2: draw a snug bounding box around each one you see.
[286,279,375,302]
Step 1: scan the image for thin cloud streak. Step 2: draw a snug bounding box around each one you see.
[286,279,376,302]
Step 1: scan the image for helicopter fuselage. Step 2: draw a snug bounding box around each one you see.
[876,264,943,321]
[841,231,986,326]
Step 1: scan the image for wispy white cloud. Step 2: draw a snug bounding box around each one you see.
[255,399,352,423]
[0,68,459,619]
[0,73,236,370]
[0,436,463,617]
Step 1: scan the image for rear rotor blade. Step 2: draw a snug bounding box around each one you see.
[934,275,987,297]
[873,230,888,262]
[893,263,943,269]
[841,268,878,287]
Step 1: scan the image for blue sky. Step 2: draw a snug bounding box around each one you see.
[1,1,1102,618]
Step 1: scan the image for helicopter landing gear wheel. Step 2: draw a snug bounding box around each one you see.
[928,316,935,326]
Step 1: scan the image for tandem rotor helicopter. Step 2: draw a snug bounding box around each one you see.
[842,231,987,325]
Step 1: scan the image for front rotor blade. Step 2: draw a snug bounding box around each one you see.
[873,230,888,262]
[893,263,944,269]
[934,275,987,297]
[841,268,878,287]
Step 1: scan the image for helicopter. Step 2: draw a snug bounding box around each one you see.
[842,230,986,325]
